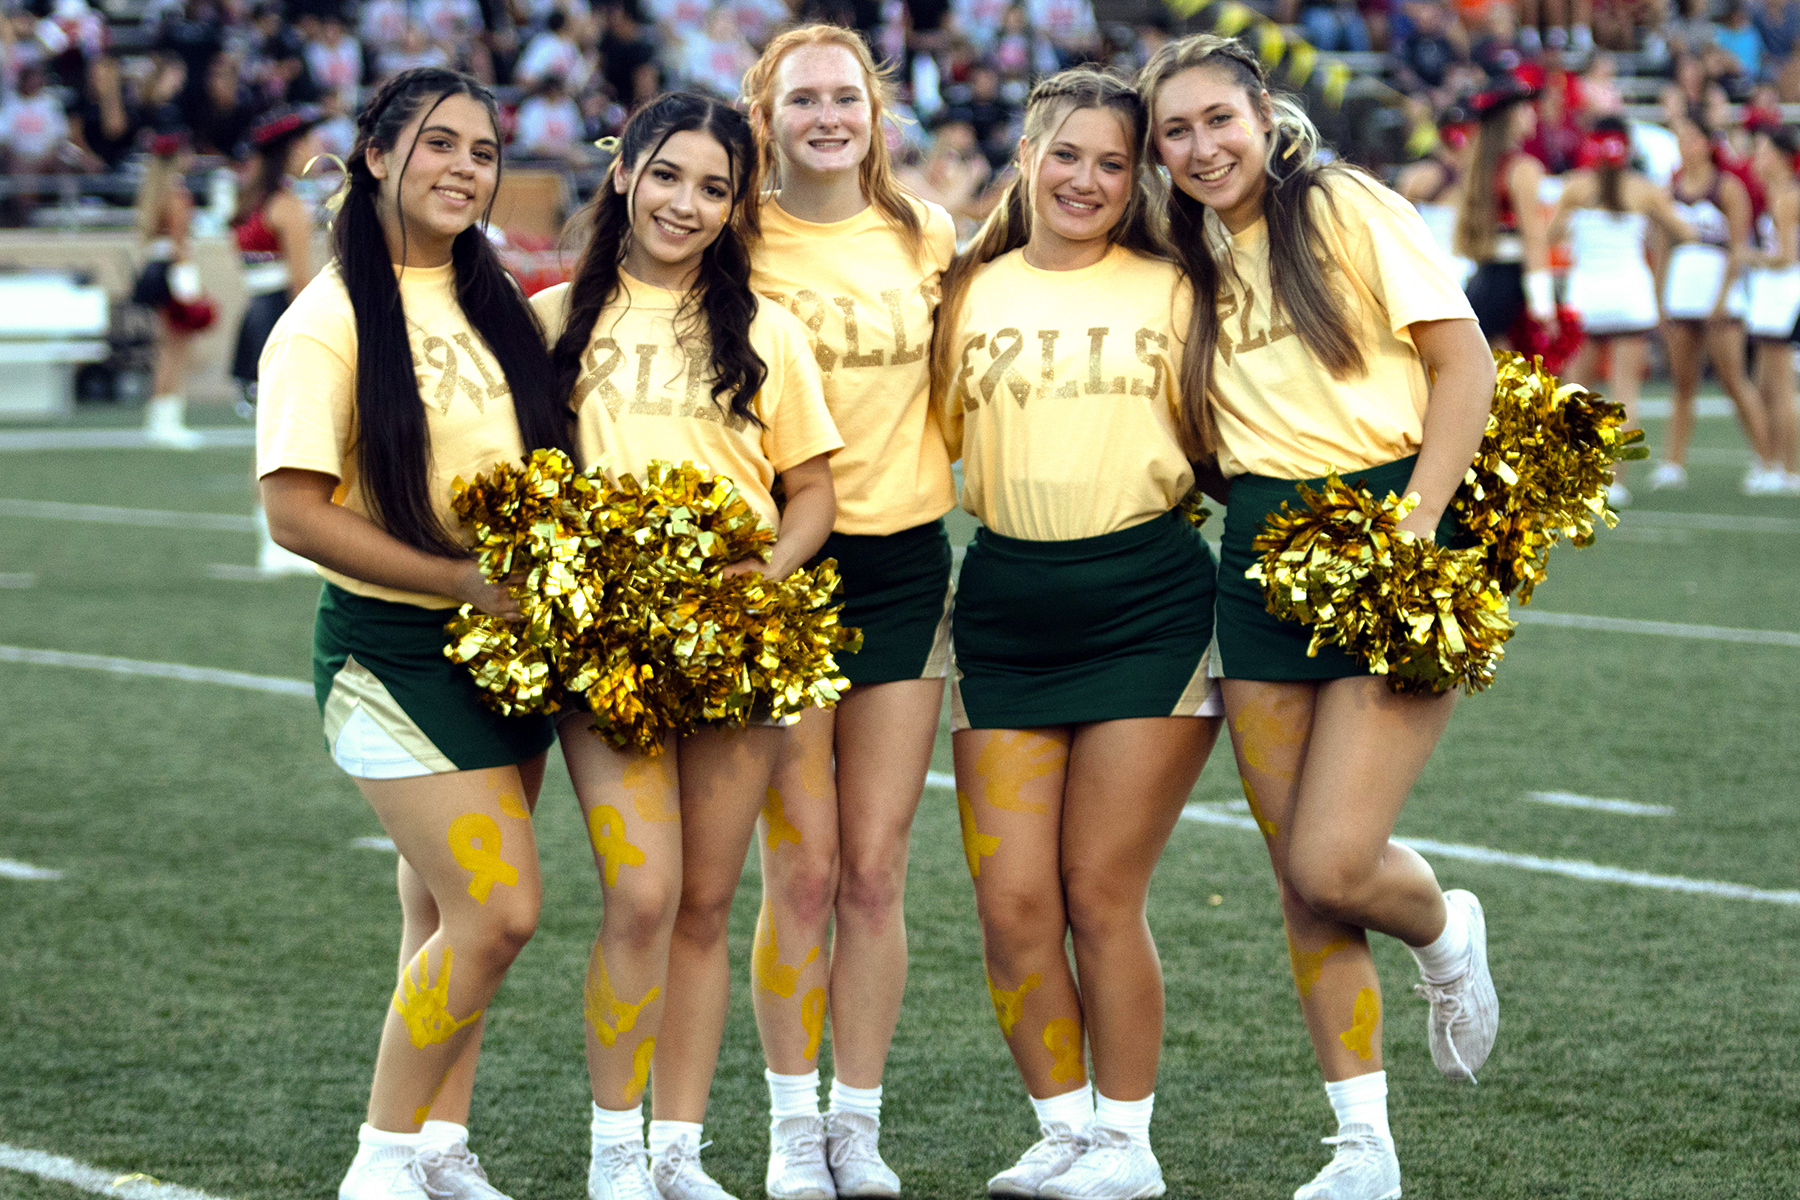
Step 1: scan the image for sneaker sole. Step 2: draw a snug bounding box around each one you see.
[1040,1183,1165,1200]
[1442,890,1497,1082]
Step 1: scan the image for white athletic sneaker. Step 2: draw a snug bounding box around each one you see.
[1038,1127,1165,1199]
[1780,471,1800,496]
[1414,889,1498,1082]
[1647,461,1687,490]
[650,1139,738,1200]
[338,1144,432,1200]
[824,1111,900,1198]
[414,1143,512,1199]
[1605,481,1632,510]
[143,396,204,450]
[987,1122,1088,1198]
[589,1140,658,1200]
[1743,463,1783,495]
[766,1115,836,1200]
[1292,1125,1400,1200]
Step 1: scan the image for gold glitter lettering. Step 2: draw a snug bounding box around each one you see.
[420,336,485,413]
[1338,988,1380,1060]
[957,789,1000,877]
[1085,328,1125,395]
[451,332,511,400]
[956,333,987,410]
[587,804,647,886]
[447,812,518,904]
[792,290,838,373]
[1043,1017,1084,1082]
[833,296,883,367]
[1036,330,1077,399]
[883,288,923,365]
[628,344,667,415]
[1131,328,1167,397]
[679,344,715,422]
[575,338,626,417]
[1236,283,1267,355]
[987,971,1041,1036]
[392,946,483,1048]
[981,327,1030,408]
[1216,290,1239,364]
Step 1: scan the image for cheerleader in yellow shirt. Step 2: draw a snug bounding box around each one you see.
[528,93,842,1200]
[256,69,574,1200]
[1142,35,1499,1200]
[737,25,958,1199]
[933,67,1223,1200]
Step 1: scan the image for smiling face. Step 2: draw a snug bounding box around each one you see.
[1151,65,1271,233]
[1025,104,1135,256]
[368,91,499,266]
[768,43,874,179]
[617,128,735,289]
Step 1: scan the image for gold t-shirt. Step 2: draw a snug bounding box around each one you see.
[941,244,1194,542]
[749,196,958,535]
[256,261,534,609]
[531,273,842,530]
[1207,172,1479,479]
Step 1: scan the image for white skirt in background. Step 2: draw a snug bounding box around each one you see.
[1663,243,1748,320]
[1746,265,1800,339]
[1567,261,1660,335]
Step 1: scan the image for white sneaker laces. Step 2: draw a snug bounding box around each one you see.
[1314,1129,1388,1179]
[595,1141,658,1200]
[825,1116,882,1171]
[1413,976,1473,1078]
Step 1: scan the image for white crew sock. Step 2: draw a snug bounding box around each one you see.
[1029,1084,1094,1130]
[591,1101,645,1150]
[418,1120,468,1151]
[1408,899,1471,983]
[1325,1071,1391,1144]
[350,1123,425,1169]
[648,1119,703,1155]
[1093,1092,1154,1151]
[828,1078,882,1121]
[766,1068,822,1127]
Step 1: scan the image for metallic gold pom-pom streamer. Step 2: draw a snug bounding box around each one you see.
[1247,477,1516,694]
[443,453,858,754]
[1246,351,1640,694]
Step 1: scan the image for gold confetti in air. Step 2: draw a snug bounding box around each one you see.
[1246,352,1644,695]
[443,453,860,755]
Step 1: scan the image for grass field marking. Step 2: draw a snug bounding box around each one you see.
[0,498,256,533]
[0,645,313,697]
[1514,609,1800,647]
[351,836,398,851]
[1180,804,1800,906]
[1636,396,1734,418]
[1524,791,1675,817]
[0,428,255,452]
[0,1142,234,1200]
[925,770,956,791]
[1622,510,1800,534]
[0,858,63,881]
[0,572,36,588]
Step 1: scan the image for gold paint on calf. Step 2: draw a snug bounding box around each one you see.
[585,947,661,1048]
[587,803,647,886]
[1043,1017,1085,1083]
[392,947,483,1048]
[800,987,827,1061]
[763,786,802,851]
[975,733,1061,814]
[623,1036,655,1102]
[1338,987,1381,1060]
[987,971,1042,1037]
[624,757,679,822]
[446,812,519,904]
[753,897,820,998]
[957,790,1000,878]
[1288,935,1355,998]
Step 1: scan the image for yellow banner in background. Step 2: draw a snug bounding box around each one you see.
[1214,2,1256,36]
[1258,23,1287,68]
[1158,0,1357,109]
[1285,40,1317,88]
[1323,61,1353,107]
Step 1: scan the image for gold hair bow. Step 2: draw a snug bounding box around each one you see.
[303,152,351,215]
[593,136,621,154]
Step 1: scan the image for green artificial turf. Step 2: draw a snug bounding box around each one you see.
[2,405,1796,1198]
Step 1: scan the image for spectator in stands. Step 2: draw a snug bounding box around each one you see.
[0,62,72,225]
[196,50,258,156]
[1754,0,1800,98]
[1469,0,1524,82]
[378,22,452,79]
[359,0,410,54]
[958,59,1021,167]
[678,3,755,98]
[155,0,225,131]
[895,110,993,237]
[254,4,323,104]
[994,5,1034,82]
[313,87,356,156]
[68,51,141,173]
[420,0,484,48]
[598,0,660,108]
[304,9,364,110]
[1579,51,1624,118]
[513,74,586,158]
[1392,0,1466,109]
[953,0,1011,52]
[1523,64,1583,173]
[1026,0,1099,72]
[516,8,592,92]
[1289,0,1374,53]
[1713,0,1762,88]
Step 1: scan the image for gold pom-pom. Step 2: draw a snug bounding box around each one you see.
[443,453,858,755]
[1452,352,1646,603]
[1248,475,1517,694]
[1176,485,1213,530]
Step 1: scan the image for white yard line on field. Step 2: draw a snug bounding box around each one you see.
[1524,791,1674,816]
[0,572,35,588]
[1178,804,1800,906]
[0,498,256,532]
[1622,510,1800,534]
[1635,397,1733,418]
[0,1142,233,1200]
[1511,609,1800,647]
[351,836,397,851]
[0,859,63,880]
[0,428,255,452]
[0,645,312,697]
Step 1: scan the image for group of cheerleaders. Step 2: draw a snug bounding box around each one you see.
[255,27,1500,1200]
[1443,79,1800,501]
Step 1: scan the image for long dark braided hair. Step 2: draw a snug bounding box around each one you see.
[333,67,572,556]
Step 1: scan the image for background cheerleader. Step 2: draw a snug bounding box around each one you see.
[130,127,214,450]
[1143,35,1498,1200]
[1743,123,1800,495]
[257,67,574,1200]
[1455,78,1557,349]
[934,66,1222,1200]
[530,92,843,1200]
[738,25,959,1199]
[1548,115,1695,507]
[1648,105,1770,491]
